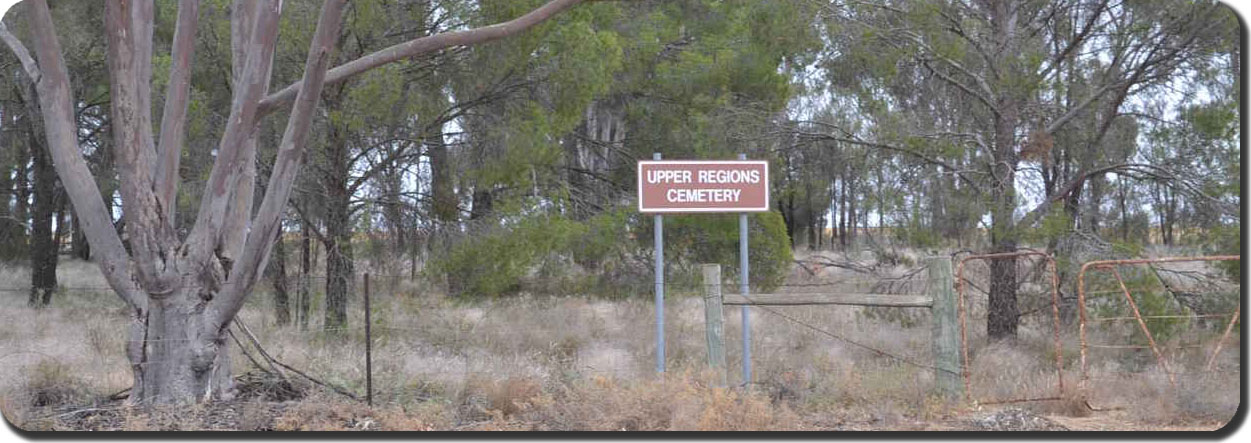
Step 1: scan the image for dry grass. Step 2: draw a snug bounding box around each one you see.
[0,252,1239,431]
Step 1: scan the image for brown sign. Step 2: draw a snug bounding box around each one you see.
[637,160,770,213]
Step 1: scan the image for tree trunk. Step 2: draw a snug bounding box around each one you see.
[470,188,493,220]
[5,0,581,406]
[29,98,57,307]
[323,129,353,331]
[847,176,857,246]
[985,0,1024,341]
[429,133,457,224]
[134,290,233,404]
[269,230,290,326]
[0,99,27,262]
[781,192,796,247]
[838,177,847,248]
[299,214,312,330]
[987,152,1020,340]
[72,211,90,260]
[1082,175,1103,234]
[14,125,30,256]
[804,181,816,250]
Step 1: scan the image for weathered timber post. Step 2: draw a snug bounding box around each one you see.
[701,264,728,385]
[928,256,963,399]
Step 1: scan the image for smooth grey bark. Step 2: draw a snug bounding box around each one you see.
[4,0,590,404]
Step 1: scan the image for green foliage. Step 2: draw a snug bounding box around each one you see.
[1089,270,1189,345]
[895,218,941,250]
[430,207,792,299]
[1020,207,1072,245]
[430,211,587,299]
[662,211,793,292]
[1203,224,1241,281]
[1110,240,1145,258]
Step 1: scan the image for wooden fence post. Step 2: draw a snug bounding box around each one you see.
[928,256,963,399]
[702,264,728,385]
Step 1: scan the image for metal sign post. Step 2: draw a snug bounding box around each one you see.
[638,154,769,377]
[653,153,665,373]
[738,153,752,385]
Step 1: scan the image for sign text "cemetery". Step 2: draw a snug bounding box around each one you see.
[637,160,769,213]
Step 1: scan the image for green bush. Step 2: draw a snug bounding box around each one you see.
[431,215,586,299]
[430,207,793,298]
[1089,270,1189,345]
[658,210,792,292]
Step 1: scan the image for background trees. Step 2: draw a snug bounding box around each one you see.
[0,0,1239,403]
[784,0,1239,339]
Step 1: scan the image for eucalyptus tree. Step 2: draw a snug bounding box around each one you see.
[2,0,604,404]
[806,0,1237,339]
[3,0,112,302]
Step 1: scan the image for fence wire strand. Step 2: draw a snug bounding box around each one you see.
[733,292,958,376]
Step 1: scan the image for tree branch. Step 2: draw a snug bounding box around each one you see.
[21,0,144,309]
[220,0,280,271]
[255,0,590,117]
[106,0,178,293]
[213,0,350,329]
[154,0,201,227]
[0,22,40,83]
[1038,0,1109,81]
[182,0,282,268]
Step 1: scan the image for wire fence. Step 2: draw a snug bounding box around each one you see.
[0,253,1240,409]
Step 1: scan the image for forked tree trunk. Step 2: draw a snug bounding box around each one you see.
[4,0,591,405]
[130,287,233,403]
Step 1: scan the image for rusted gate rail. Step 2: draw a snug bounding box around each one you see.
[956,251,1065,405]
[1077,256,1241,392]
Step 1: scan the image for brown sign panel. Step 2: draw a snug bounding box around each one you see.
[637,160,770,213]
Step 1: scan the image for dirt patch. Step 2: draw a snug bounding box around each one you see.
[965,407,1069,431]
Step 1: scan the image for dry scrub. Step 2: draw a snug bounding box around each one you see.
[0,252,1238,431]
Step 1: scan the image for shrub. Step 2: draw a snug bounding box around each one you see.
[430,207,793,298]
[430,214,586,298]
[660,210,793,292]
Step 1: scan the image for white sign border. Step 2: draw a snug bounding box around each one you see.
[636,160,771,213]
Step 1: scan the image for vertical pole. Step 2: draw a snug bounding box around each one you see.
[738,153,751,385]
[653,152,665,374]
[702,264,727,385]
[928,257,962,399]
[364,273,373,406]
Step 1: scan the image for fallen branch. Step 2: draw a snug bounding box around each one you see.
[232,319,291,383]
[227,327,271,376]
[268,357,361,401]
[232,318,359,401]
